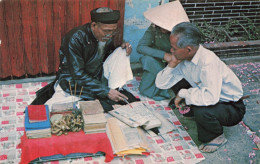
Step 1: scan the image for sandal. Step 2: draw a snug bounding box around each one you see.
[199,138,227,153]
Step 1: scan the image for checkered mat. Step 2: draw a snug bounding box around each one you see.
[0,77,205,163]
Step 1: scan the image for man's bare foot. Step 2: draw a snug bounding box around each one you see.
[199,134,227,153]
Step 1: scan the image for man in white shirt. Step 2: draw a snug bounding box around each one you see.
[156,22,246,153]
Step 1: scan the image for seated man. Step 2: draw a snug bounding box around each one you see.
[137,24,172,101]
[156,22,246,153]
[137,1,191,101]
[31,7,138,112]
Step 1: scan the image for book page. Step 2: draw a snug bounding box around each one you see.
[152,111,177,134]
[107,117,149,155]
[107,118,129,153]
[109,102,161,130]
[120,121,144,149]
[109,109,140,128]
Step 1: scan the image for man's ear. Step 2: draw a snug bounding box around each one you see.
[91,22,99,33]
[187,46,197,55]
[186,46,192,53]
[91,22,97,28]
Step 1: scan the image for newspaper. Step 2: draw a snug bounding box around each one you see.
[109,101,161,130]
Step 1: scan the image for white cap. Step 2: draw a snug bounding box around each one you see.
[144,0,190,31]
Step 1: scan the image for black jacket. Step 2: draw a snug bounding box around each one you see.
[31,23,140,108]
[56,23,116,100]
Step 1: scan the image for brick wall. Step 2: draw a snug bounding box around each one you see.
[178,0,260,57]
[180,0,260,29]
[203,40,260,58]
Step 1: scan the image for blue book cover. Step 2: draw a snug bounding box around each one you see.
[24,105,51,131]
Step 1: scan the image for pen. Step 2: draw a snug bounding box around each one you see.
[122,98,129,104]
[151,127,167,142]
[122,98,133,108]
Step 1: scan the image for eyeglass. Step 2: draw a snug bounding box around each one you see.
[100,27,119,37]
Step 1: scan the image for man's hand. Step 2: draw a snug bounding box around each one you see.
[163,52,172,63]
[121,42,132,56]
[174,94,185,108]
[167,53,182,68]
[108,89,128,102]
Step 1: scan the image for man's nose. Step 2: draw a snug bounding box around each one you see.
[105,33,113,38]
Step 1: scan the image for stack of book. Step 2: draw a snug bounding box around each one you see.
[24,105,51,139]
[79,100,107,134]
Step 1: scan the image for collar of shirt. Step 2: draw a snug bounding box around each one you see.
[190,45,203,66]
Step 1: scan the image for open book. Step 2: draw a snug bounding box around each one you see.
[109,101,161,130]
[106,117,150,156]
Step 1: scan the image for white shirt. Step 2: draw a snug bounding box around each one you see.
[155,45,243,106]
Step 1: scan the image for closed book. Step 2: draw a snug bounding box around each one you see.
[79,100,104,115]
[25,105,51,130]
[84,128,106,134]
[26,128,51,139]
[28,105,47,122]
[26,128,51,134]
[84,123,106,130]
[51,102,74,112]
[83,113,106,125]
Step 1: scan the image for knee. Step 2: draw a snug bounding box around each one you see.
[194,107,214,122]
[140,56,156,64]
[140,56,164,73]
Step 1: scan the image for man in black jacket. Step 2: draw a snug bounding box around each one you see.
[32,7,135,111]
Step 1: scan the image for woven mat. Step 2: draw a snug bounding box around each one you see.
[0,77,205,163]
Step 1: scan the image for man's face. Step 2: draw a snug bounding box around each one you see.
[170,34,193,61]
[92,22,118,42]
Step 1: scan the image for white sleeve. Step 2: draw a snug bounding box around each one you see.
[155,64,184,89]
[179,61,222,106]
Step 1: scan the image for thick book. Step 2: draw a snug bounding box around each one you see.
[84,128,107,134]
[82,114,107,134]
[51,102,74,113]
[79,100,104,115]
[107,117,150,156]
[26,128,51,139]
[82,113,106,125]
[24,105,51,131]
[84,123,106,131]
[28,105,47,123]
[80,100,107,134]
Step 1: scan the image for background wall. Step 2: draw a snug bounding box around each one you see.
[123,0,170,63]
[0,0,125,79]
[0,0,259,79]
[124,0,260,63]
[181,0,260,29]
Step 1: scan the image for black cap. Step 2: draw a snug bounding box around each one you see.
[91,8,120,24]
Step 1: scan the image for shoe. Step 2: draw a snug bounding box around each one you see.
[199,135,228,153]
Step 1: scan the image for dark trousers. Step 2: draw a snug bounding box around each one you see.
[170,78,246,143]
[191,99,245,143]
